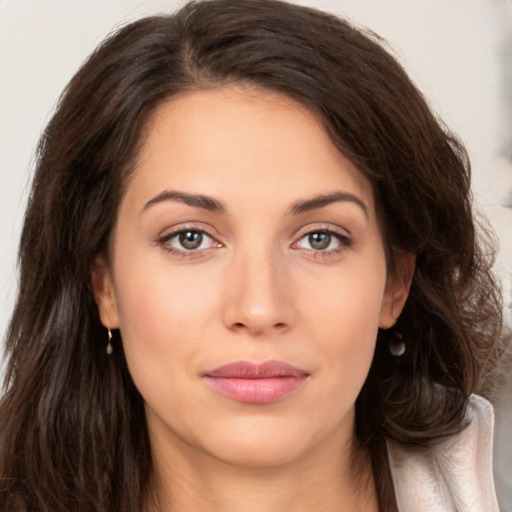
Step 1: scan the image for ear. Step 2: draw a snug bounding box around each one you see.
[90,254,120,329]
[379,251,415,329]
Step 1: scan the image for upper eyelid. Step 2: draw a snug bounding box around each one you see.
[294,230,349,245]
[161,229,214,242]
[156,223,351,245]
[293,223,351,239]
[159,223,220,240]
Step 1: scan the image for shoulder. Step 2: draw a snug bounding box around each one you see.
[386,395,500,512]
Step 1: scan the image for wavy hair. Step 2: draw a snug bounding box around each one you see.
[0,1,502,510]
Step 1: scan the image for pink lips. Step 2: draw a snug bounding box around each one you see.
[203,360,309,404]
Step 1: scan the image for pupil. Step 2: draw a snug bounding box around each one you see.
[309,232,330,250]
[179,231,202,250]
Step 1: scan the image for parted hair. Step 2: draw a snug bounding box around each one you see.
[0,1,502,510]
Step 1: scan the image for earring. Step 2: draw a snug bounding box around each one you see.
[389,331,405,356]
[106,329,113,355]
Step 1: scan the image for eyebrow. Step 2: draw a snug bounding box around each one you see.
[142,189,368,218]
[288,192,368,218]
[142,190,226,214]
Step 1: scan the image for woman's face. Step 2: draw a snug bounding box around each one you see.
[93,86,410,468]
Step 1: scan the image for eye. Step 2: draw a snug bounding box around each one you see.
[159,229,219,252]
[305,232,332,250]
[294,230,350,252]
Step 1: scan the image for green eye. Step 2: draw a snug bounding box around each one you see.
[308,232,331,250]
[160,229,219,253]
[294,229,351,254]
[178,231,204,250]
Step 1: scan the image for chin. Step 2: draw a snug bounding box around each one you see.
[196,417,331,469]
[207,437,309,468]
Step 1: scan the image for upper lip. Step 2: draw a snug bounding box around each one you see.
[204,360,309,379]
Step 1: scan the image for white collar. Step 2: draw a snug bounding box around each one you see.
[387,394,500,511]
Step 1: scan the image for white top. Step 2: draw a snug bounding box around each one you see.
[387,394,500,512]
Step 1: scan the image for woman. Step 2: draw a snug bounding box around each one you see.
[0,0,503,510]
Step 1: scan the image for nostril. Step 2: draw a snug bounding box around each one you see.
[230,321,288,332]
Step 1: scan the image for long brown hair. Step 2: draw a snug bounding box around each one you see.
[0,1,502,510]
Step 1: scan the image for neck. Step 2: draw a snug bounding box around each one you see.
[145,428,379,512]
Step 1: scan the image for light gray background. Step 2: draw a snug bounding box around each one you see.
[1,0,511,508]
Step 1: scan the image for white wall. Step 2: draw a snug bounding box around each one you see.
[1,0,511,507]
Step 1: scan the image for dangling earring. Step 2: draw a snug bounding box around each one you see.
[389,331,405,356]
[106,329,113,355]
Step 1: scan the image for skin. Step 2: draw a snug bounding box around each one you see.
[92,86,413,512]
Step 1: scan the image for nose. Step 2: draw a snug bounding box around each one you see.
[222,246,294,336]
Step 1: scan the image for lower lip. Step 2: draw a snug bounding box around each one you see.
[203,375,307,404]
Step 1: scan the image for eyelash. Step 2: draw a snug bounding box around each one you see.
[156,226,352,258]
[157,226,221,257]
[292,227,352,258]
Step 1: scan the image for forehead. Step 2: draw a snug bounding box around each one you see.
[125,85,375,214]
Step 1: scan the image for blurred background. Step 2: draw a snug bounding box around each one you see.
[1,0,511,508]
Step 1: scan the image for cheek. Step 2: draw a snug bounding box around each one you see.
[114,243,219,335]
[299,259,386,383]
[110,248,223,395]
[303,264,386,342]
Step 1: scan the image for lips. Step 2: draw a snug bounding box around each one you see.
[202,360,309,404]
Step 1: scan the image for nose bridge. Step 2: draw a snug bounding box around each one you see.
[223,238,292,334]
